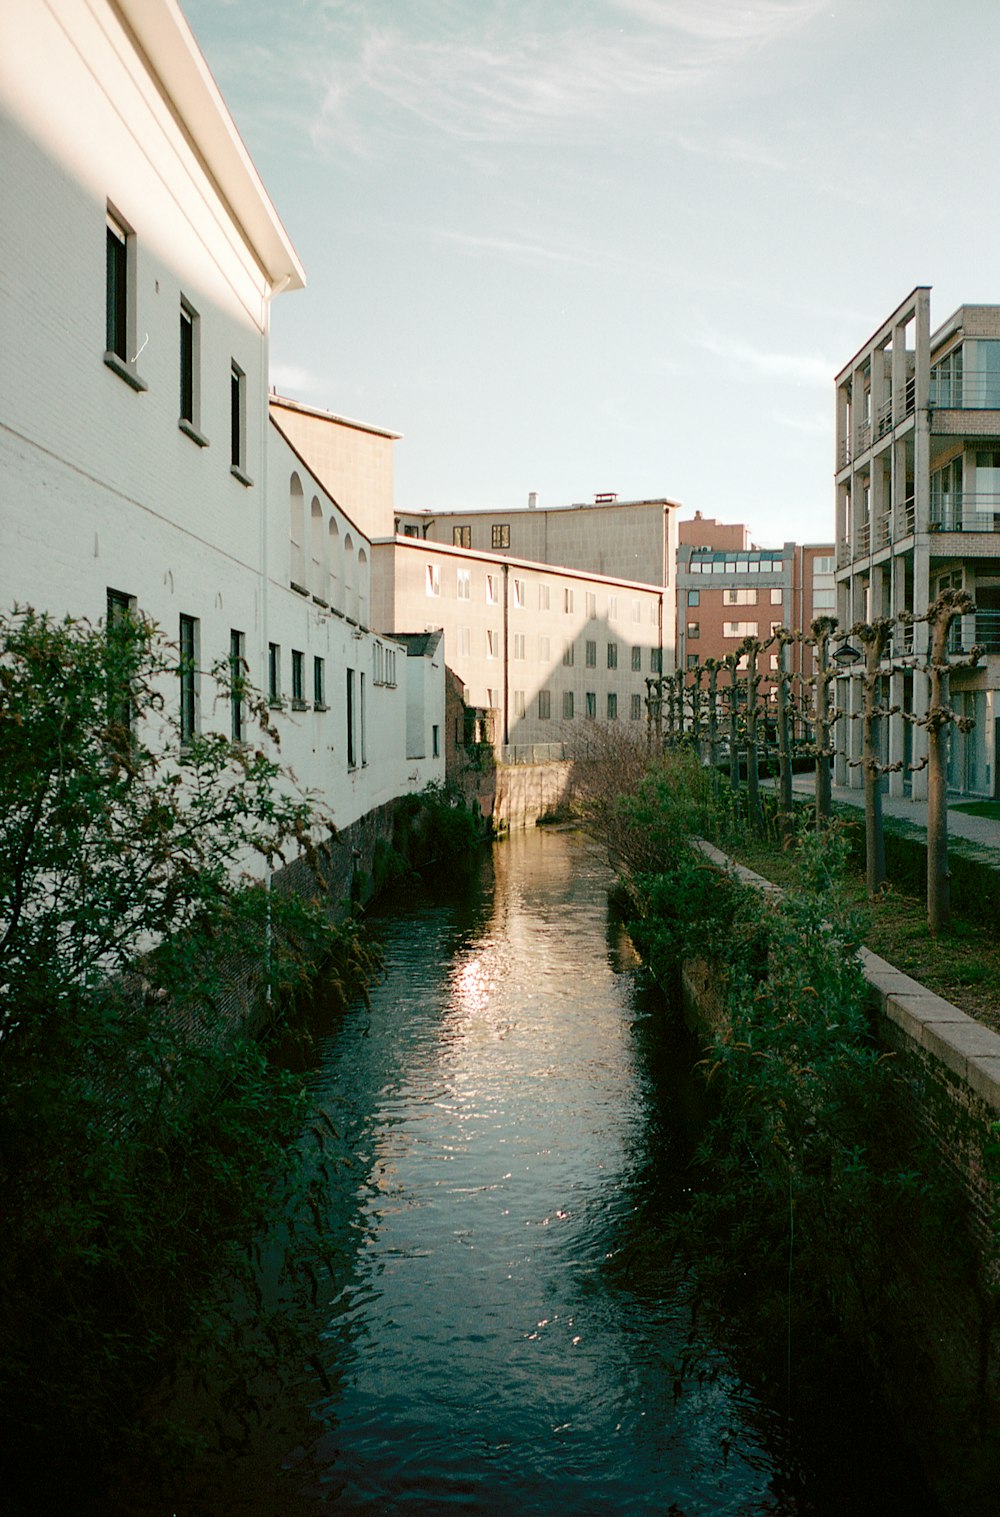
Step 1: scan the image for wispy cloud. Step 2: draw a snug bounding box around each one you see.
[306,0,826,158]
[772,409,832,435]
[695,332,833,388]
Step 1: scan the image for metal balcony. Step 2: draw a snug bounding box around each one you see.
[929,493,1000,533]
[947,611,1000,655]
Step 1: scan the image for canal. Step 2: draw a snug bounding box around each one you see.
[176,826,941,1515]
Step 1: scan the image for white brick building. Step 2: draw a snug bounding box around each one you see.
[0,0,444,832]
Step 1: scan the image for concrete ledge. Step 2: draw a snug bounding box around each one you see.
[694,838,1000,1118]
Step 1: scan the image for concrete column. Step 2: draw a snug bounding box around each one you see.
[888,667,906,798]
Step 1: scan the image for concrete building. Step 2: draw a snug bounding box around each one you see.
[835,288,1000,799]
[676,513,835,694]
[371,535,667,749]
[0,0,444,836]
[396,493,678,589]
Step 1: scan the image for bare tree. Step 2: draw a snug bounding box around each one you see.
[903,590,982,933]
[848,617,896,897]
[808,615,840,826]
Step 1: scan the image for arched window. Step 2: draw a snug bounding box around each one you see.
[328,517,342,612]
[310,497,326,600]
[357,546,369,628]
[344,533,357,622]
[289,473,306,590]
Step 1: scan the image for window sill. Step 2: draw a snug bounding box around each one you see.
[179,418,210,448]
[268,698,284,711]
[104,351,148,392]
[312,596,329,608]
[291,698,309,712]
[230,464,254,488]
[314,702,329,713]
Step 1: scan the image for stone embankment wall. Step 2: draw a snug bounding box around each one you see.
[682,842,1000,1517]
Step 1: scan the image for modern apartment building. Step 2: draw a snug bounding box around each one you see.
[0,0,445,833]
[835,288,1000,799]
[676,514,835,695]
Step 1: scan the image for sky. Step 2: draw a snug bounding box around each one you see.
[183,0,1000,548]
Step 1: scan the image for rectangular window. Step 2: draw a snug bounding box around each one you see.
[230,629,245,742]
[607,642,618,669]
[630,692,642,720]
[457,568,471,600]
[402,524,420,538]
[539,583,551,611]
[426,563,440,596]
[268,642,281,704]
[105,206,145,390]
[586,592,597,618]
[538,634,550,661]
[105,212,128,360]
[513,690,526,718]
[346,668,356,767]
[178,614,199,744]
[453,525,471,548]
[607,692,618,720]
[725,588,758,606]
[562,690,575,720]
[538,689,552,720]
[486,629,498,659]
[770,588,783,604]
[432,723,440,758]
[650,648,662,673]
[724,621,758,637]
[314,655,326,709]
[608,595,618,619]
[492,523,510,548]
[585,639,597,668]
[631,645,641,671]
[687,622,699,639]
[513,632,525,659]
[687,589,700,606]
[513,577,526,608]
[486,573,499,604]
[179,299,204,442]
[230,361,250,483]
[459,625,471,655]
[360,673,366,766]
[291,649,306,707]
[106,587,136,738]
[812,589,836,609]
[563,641,575,667]
[687,653,699,668]
[564,587,574,614]
[585,692,597,719]
[632,599,641,622]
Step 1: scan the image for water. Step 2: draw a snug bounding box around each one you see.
[173,827,940,1515]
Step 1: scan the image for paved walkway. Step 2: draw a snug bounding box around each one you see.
[785,773,1000,865]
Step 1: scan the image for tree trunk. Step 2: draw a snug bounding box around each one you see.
[926,611,952,934]
[862,641,886,897]
[746,644,762,834]
[776,641,793,840]
[815,632,832,826]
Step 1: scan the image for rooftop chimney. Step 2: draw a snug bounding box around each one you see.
[528,491,538,509]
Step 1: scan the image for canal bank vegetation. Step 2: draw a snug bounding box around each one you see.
[575,733,1000,1514]
[0,610,381,1514]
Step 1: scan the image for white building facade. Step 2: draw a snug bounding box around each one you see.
[0,0,444,832]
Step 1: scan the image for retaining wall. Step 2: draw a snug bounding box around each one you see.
[682,842,1000,1516]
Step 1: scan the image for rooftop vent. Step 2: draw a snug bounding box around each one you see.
[595,491,617,503]
[528,491,538,509]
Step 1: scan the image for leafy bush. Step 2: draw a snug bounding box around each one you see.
[0,609,374,1510]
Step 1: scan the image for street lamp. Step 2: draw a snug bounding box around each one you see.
[833,642,861,667]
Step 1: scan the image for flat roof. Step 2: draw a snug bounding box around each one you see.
[269,392,401,440]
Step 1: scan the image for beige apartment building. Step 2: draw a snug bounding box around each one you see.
[677,513,835,697]
[835,288,1000,800]
[372,535,667,749]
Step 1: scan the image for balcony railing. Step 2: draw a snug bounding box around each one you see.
[857,521,871,556]
[855,421,872,453]
[947,612,1000,655]
[876,513,892,548]
[876,398,893,438]
[929,493,1000,533]
[902,496,915,536]
[837,536,852,569]
[929,374,1000,409]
